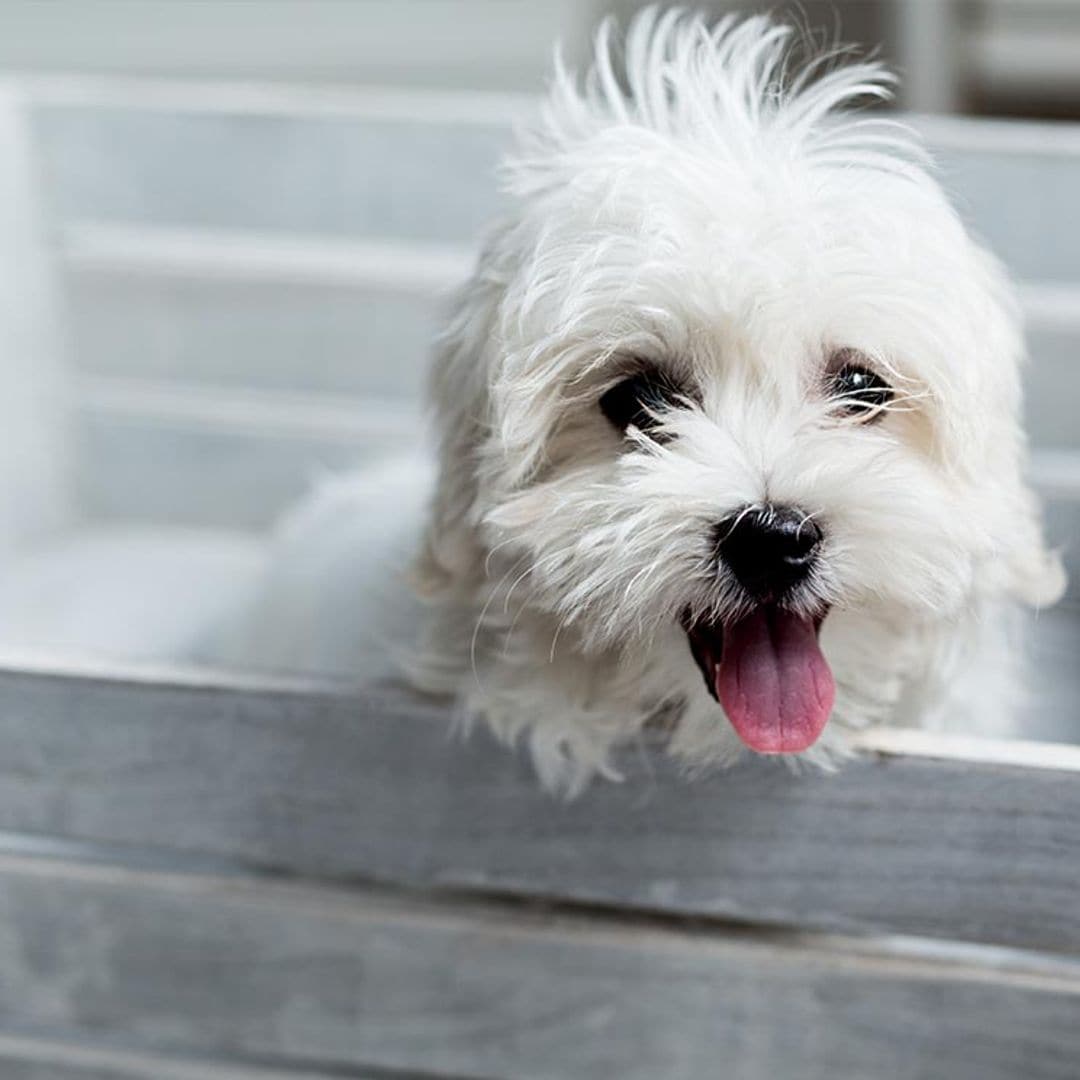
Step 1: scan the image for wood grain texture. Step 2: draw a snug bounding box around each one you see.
[0,852,1078,1080]
[0,668,1078,953]
[0,1031,401,1080]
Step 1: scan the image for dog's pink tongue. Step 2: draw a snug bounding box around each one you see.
[717,608,835,753]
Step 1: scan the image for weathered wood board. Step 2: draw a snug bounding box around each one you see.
[0,666,1078,954]
[0,852,1078,1080]
[0,1031,403,1080]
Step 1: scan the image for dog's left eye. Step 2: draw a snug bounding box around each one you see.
[827,360,893,419]
[599,369,685,441]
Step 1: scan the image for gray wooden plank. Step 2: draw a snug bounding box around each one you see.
[73,412,415,530]
[0,1030,400,1080]
[0,852,1078,1080]
[931,142,1080,279]
[64,272,440,400]
[31,106,509,245]
[2,1067,164,1080]
[0,1067,134,1080]
[1022,602,1080,740]
[0,1065,132,1080]
[0,669,1078,953]
[1026,320,1080,451]
[0,1067,416,1080]
[0,1034,461,1080]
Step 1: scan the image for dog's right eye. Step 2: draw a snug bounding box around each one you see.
[826,351,894,420]
[599,370,684,441]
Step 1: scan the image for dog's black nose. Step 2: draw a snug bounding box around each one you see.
[716,505,822,600]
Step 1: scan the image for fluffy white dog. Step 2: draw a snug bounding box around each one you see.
[218,10,1063,795]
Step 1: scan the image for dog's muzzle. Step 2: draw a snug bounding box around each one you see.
[684,503,834,754]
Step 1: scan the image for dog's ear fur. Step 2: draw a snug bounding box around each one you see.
[1004,486,1066,608]
[961,249,1066,610]
[412,235,508,599]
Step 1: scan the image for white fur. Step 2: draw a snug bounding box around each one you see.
[225,10,1064,795]
[209,455,431,682]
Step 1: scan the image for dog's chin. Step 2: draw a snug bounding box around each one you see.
[684,605,835,754]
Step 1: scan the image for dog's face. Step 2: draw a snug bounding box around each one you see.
[417,13,1063,784]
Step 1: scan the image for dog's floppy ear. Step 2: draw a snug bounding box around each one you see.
[999,479,1066,609]
[412,237,508,598]
[940,244,1067,611]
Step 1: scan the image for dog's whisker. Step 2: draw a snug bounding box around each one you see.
[483,534,526,579]
[469,550,535,694]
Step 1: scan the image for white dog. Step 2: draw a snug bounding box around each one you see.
[217,10,1063,795]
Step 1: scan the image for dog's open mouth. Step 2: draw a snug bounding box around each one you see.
[685,606,835,754]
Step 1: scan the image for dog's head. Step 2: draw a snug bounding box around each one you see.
[416,11,1063,778]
